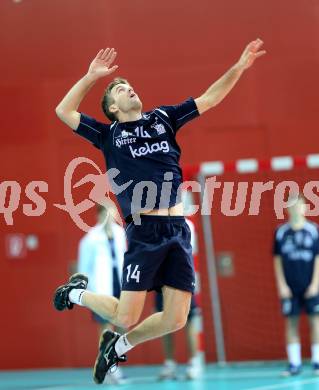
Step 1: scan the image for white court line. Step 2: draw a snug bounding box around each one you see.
[245,376,319,390]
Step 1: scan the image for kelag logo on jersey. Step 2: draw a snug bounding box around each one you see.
[129,141,170,158]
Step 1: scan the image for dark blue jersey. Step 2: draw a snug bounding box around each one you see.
[273,221,319,293]
[75,98,199,218]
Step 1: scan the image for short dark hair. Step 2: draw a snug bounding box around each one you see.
[101,77,129,121]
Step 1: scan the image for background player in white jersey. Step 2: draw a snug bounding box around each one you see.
[274,194,319,376]
[53,39,266,384]
[77,201,126,384]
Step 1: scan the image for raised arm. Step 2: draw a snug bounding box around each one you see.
[195,39,266,115]
[55,48,118,130]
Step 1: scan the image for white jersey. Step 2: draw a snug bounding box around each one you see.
[78,223,126,296]
[186,218,197,255]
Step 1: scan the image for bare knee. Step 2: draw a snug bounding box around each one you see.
[286,317,299,342]
[173,317,188,331]
[164,313,188,333]
[113,291,146,328]
[115,313,140,328]
[287,317,298,332]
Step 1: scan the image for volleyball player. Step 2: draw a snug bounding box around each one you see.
[274,195,319,376]
[53,39,266,384]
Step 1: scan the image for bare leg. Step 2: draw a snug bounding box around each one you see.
[81,290,146,328]
[284,316,302,370]
[127,286,191,346]
[162,333,175,361]
[308,315,319,367]
[286,316,300,344]
[309,315,319,344]
[80,286,191,347]
[82,293,119,321]
[186,316,200,358]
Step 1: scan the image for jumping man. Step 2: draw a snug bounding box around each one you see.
[53,39,266,384]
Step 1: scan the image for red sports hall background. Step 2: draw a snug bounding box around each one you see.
[1,0,319,369]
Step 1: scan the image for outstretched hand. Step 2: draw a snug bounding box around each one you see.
[87,48,118,80]
[238,39,266,70]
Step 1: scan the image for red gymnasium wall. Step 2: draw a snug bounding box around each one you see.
[1,0,319,369]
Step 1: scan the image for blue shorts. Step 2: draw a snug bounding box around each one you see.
[281,294,319,316]
[122,215,195,293]
[155,291,199,320]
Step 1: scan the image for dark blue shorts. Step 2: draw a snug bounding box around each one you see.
[155,291,199,320]
[281,294,319,316]
[122,215,195,293]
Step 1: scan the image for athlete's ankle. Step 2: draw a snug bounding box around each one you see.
[115,334,134,356]
[69,289,86,306]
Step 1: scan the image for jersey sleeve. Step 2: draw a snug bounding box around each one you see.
[159,97,199,133]
[273,228,281,256]
[74,113,110,149]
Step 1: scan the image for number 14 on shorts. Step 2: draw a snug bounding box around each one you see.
[126,264,141,283]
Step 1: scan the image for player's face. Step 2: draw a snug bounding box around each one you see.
[110,83,142,116]
[287,199,306,219]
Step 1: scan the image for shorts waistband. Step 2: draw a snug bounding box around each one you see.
[125,214,185,224]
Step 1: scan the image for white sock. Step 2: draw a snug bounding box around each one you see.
[287,343,301,366]
[69,289,86,306]
[189,355,200,365]
[312,344,319,364]
[115,334,133,356]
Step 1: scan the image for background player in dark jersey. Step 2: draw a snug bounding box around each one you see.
[53,40,266,384]
[274,195,319,376]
